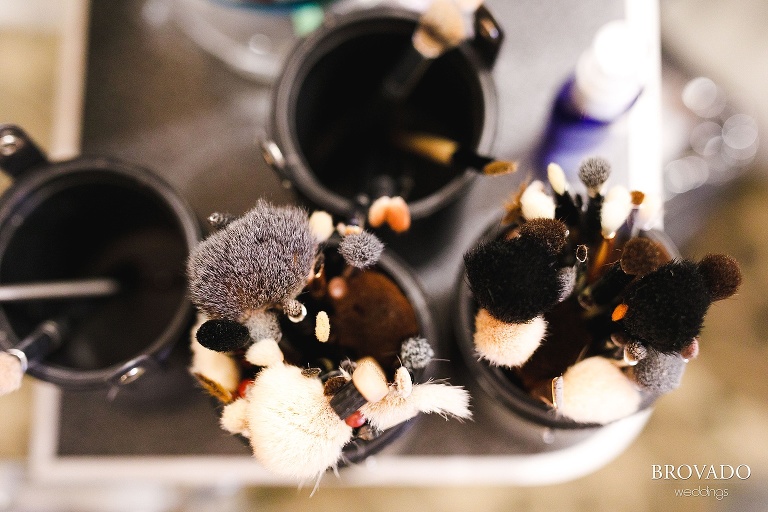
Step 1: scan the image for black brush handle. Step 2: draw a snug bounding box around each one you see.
[10,319,67,371]
[0,124,48,177]
[329,380,367,419]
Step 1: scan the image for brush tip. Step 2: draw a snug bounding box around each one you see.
[619,237,664,276]
[196,319,252,352]
[546,162,567,195]
[338,231,384,269]
[578,156,611,191]
[0,352,25,395]
[697,253,742,301]
[400,337,435,370]
[518,218,568,255]
[415,0,468,57]
[483,160,518,176]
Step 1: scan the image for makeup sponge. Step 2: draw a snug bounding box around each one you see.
[187,201,316,321]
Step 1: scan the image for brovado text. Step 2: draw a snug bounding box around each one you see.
[652,464,751,480]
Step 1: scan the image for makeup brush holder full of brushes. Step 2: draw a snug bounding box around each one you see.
[0,125,200,391]
[262,4,502,230]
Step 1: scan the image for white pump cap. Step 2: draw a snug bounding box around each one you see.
[571,20,648,122]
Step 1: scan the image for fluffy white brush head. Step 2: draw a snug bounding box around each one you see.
[601,185,633,237]
[308,210,335,243]
[473,309,547,367]
[0,352,24,396]
[361,380,471,431]
[243,364,352,481]
[560,356,641,425]
[520,180,556,220]
[547,162,568,196]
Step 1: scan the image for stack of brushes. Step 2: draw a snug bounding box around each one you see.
[186,200,470,483]
[464,156,742,425]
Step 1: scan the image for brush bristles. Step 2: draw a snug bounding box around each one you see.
[560,356,641,424]
[547,162,567,196]
[697,253,742,301]
[414,0,468,58]
[0,352,24,395]
[630,348,686,395]
[473,309,546,367]
[187,200,316,321]
[483,160,518,176]
[338,231,384,269]
[601,185,632,237]
[400,337,435,370]
[619,237,664,276]
[578,157,611,195]
[520,180,556,220]
[397,133,457,165]
[621,260,711,353]
[518,218,568,255]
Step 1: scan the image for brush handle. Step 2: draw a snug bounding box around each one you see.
[0,278,120,303]
[8,319,67,372]
[580,261,632,309]
[450,146,493,171]
[380,46,432,102]
[554,192,581,228]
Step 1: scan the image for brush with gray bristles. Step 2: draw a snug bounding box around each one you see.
[338,231,384,269]
[188,201,317,351]
[578,157,611,244]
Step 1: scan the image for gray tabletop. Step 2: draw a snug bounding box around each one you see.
[54,0,639,467]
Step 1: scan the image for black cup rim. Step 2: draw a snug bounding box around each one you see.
[454,218,680,430]
[0,156,201,388]
[270,6,498,220]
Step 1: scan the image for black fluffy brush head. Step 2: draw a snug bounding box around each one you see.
[518,218,569,255]
[187,200,316,321]
[196,318,251,352]
[620,260,710,353]
[465,236,562,323]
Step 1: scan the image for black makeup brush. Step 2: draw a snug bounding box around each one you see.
[381,0,469,102]
[579,236,665,310]
[329,357,390,420]
[578,156,611,244]
[195,318,252,353]
[465,219,570,367]
[187,200,317,322]
[546,162,580,227]
[464,219,568,324]
[0,319,67,395]
[395,132,518,176]
[614,254,742,354]
[628,347,686,396]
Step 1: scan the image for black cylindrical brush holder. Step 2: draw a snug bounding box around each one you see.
[263,6,498,223]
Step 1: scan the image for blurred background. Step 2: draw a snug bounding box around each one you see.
[1,0,767,510]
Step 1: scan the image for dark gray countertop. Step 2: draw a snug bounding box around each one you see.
[49,0,648,476]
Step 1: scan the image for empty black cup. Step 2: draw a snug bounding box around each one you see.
[0,124,200,389]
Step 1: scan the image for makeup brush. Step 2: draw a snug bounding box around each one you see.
[337,231,384,269]
[464,218,568,324]
[547,162,580,227]
[589,185,634,278]
[559,356,641,425]
[361,366,471,430]
[0,319,67,396]
[578,236,665,310]
[400,336,435,371]
[614,254,742,354]
[329,357,390,420]
[381,0,469,102]
[628,347,686,397]
[0,277,120,302]
[578,156,611,243]
[366,196,412,233]
[207,212,236,231]
[395,132,518,176]
[520,180,556,220]
[187,200,317,322]
[465,219,569,366]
